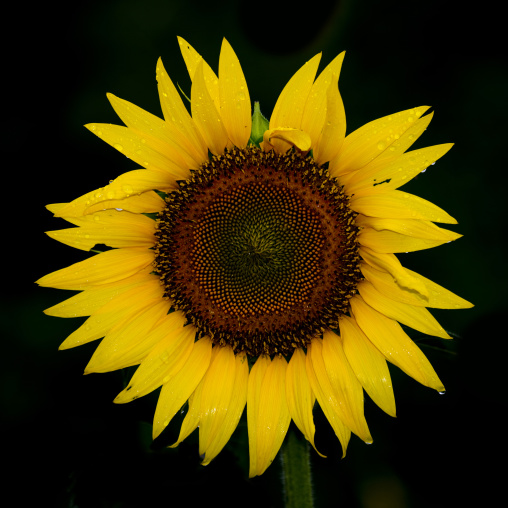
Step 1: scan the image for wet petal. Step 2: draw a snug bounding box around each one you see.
[248,355,291,477]
[178,36,220,109]
[44,268,154,318]
[329,106,430,177]
[107,93,199,170]
[313,74,346,164]
[351,190,457,224]
[358,279,451,339]
[350,296,445,392]
[84,299,171,373]
[153,337,212,439]
[286,349,324,457]
[192,60,229,155]
[247,354,270,477]
[359,247,428,298]
[156,58,208,164]
[56,275,163,349]
[52,171,168,218]
[339,316,396,417]
[219,38,251,148]
[358,220,462,253]
[201,351,249,465]
[36,248,154,290]
[85,123,189,179]
[114,318,196,403]
[301,52,345,157]
[269,53,321,152]
[321,331,372,443]
[346,144,453,196]
[306,339,351,457]
[46,210,155,251]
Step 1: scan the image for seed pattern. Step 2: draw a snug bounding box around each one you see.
[154,147,362,357]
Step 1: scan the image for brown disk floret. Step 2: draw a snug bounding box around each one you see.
[154,147,362,357]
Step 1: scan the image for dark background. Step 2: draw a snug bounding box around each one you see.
[3,0,506,506]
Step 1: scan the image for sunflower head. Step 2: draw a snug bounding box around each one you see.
[37,37,472,478]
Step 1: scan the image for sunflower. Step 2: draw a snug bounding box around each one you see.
[37,37,472,477]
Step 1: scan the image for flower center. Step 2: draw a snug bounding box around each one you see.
[154,147,362,357]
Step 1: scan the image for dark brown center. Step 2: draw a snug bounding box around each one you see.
[154,146,362,357]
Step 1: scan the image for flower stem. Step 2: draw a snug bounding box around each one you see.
[280,428,314,508]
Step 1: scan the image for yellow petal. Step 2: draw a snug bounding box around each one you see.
[346,144,453,196]
[153,336,212,439]
[403,266,474,309]
[178,36,220,110]
[350,296,445,392]
[358,221,462,253]
[361,261,472,309]
[262,128,312,152]
[170,347,224,448]
[171,382,203,448]
[356,215,461,240]
[340,115,437,191]
[201,350,249,465]
[269,53,322,152]
[306,339,350,457]
[52,170,171,218]
[44,268,154,318]
[197,345,236,456]
[339,316,396,417]
[248,355,290,477]
[86,191,165,216]
[114,319,196,403]
[191,60,229,155]
[56,274,163,349]
[313,74,346,164]
[84,299,172,373]
[46,210,155,251]
[107,93,199,171]
[359,247,428,298]
[36,248,154,290]
[156,58,208,165]
[329,106,430,177]
[218,38,251,148]
[351,190,457,224]
[247,354,270,477]
[301,52,345,157]
[376,111,434,160]
[85,123,189,180]
[286,349,324,457]
[358,279,451,339]
[321,331,372,443]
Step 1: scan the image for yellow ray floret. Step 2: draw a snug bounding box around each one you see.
[329,106,430,177]
[152,336,212,440]
[306,340,351,457]
[114,315,196,403]
[218,38,251,149]
[285,348,324,457]
[350,296,445,392]
[37,248,154,290]
[339,316,396,417]
[248,355,291,477]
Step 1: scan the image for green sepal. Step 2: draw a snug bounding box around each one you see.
[249,101,269,147]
